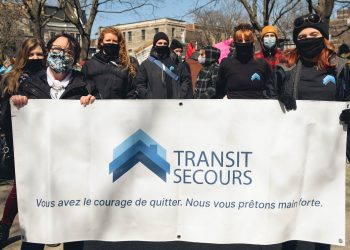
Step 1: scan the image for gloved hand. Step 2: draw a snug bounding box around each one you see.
[278,94,297,111]
[339,109,350,124]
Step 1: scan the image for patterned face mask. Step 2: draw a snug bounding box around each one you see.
[47,51,74,73]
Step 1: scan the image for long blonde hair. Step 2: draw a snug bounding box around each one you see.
[98,27,137,77]
[1,38,45,95]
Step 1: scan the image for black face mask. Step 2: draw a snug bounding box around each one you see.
[24,59,45,74]
[102,43,120,58]
[155,46,170,55]
[296,37,325,59]
[235,42,254,62]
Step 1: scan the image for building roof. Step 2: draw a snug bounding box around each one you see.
[45,5,87,24]
[111,17,185,27]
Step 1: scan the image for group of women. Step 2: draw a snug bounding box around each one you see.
[0,12,349,250]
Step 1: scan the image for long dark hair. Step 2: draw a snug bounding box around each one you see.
[1,38,45,95]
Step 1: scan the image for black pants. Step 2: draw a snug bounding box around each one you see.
[282,241,330,250]
[21,241,84,250]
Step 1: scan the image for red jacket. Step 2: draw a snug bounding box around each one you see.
[255,48,286,69]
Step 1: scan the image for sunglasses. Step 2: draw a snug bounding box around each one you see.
[294,14,321,28]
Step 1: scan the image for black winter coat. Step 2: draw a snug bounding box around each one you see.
[82,52,138,99]
[275,56,350,101]
[133,48,192,99]
[18,69,98,99]
[0,73,34,179]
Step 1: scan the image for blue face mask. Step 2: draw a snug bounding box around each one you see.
[47,51,74,73]
[263,37,277,49]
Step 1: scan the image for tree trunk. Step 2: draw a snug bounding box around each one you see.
[81,34,90,61]
[32,20,42,40]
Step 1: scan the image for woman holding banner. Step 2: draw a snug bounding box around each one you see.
[82,27,138,99]
[217,23,274,99]
[0,38,46,246]
[275,14,350,250]
[10,34,97,250]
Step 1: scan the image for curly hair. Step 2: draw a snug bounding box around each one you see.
[1,38,45,95]
[98,27,137,77]
[286,38,336,70]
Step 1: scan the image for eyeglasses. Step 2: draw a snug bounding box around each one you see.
[294,14,321,28]
[50,46,74,57]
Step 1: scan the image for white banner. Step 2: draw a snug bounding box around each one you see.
[11,100,346,245]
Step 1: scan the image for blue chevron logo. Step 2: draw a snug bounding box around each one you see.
[323,75,336,85]
[109,129,170,182]
[251,73,261,81]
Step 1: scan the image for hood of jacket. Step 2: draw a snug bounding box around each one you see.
[204,46,221,65]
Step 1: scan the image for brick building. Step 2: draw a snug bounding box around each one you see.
[101,18,186,56]
[330,8,350,49]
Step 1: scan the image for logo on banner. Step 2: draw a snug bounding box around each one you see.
[109,129,170,182]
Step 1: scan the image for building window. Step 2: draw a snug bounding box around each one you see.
[141,29,145,41]
[128,31,132,42]
[172,28,175,38]
[76,33,80,43]
[154,28,159,34]
[50,32,55,38]
[123,32,126,39]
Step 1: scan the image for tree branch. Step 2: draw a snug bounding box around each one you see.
[238,0,261,30]
[183,0,217,16]
[273,0,302,26]
[98,2,153,13]
[332,26,350,37]
[42,6,61,26]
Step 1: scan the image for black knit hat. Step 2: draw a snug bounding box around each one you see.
[153,32,169,47]
[170,39,183,50]
[293,14,329,44]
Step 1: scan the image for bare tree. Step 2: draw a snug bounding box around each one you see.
[238,0,303,32]
[192,1,243,46]
[188,0,304,41]
[306,0,335,26]
[0,2,27,60]
[194,10,230,45]
[59,0,158,60]
[22,0,60,40]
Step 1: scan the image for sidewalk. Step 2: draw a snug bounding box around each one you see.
[1,166,349,250]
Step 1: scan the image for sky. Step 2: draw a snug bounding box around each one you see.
[91,0,214,38]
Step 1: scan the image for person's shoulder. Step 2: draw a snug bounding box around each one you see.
[219,56,233,66]
[29,69,47,81]
[87,53,106,65]
[255,50,264,58]
[255,57,270,69]
[71,69,85,80]
[129,56,138,64]
[275,62,295,75]
[141,57,152,66]
[333,55,347,68]
[256,57,268,64]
